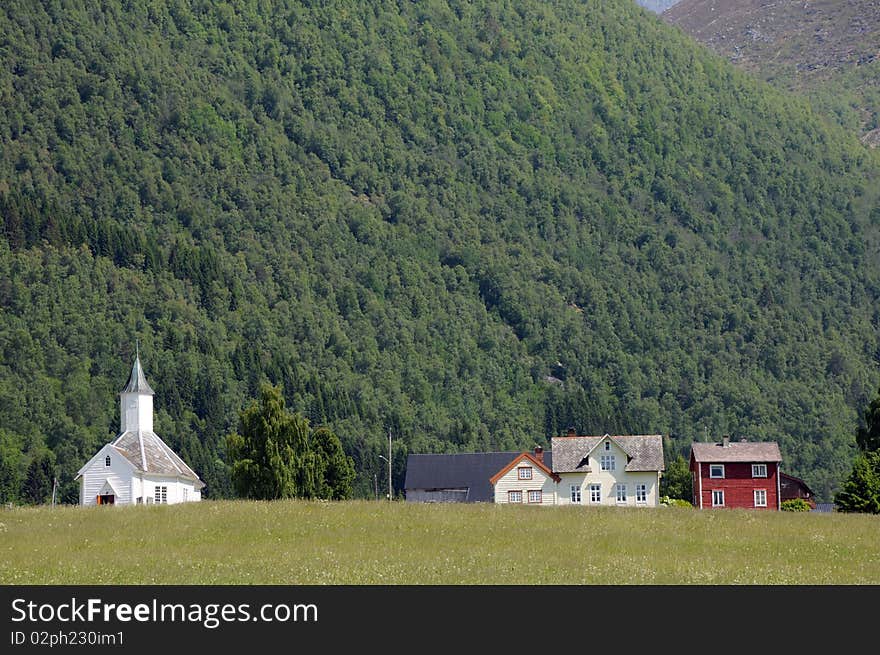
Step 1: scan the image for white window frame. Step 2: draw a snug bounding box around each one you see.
[517,467,533,480]
[604,440,611,451]
[709,464,725,479]
[754,489,767,507]
[752,464,768,478]
[570,484,581,504]
[636,483,647,504]
[508,490,523,504]
[154,486,167,504]
[600,454,616,471]
[528,490,542,504]
[616,483,627,504]
[712,489,724,507]
[589,483,601,504]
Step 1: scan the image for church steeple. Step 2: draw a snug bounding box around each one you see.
[121,348,154,396]
[119,347,154,433]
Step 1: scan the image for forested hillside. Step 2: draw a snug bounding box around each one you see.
[2,0,879,503]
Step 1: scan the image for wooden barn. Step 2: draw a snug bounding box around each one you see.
[779,472,816,509]
[405,451,552,502]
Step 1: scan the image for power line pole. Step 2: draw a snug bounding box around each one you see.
[379,428,392,501]
[387,428,392,501]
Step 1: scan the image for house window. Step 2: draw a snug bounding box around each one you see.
[570,485,581,503]
[518,467,533,480]
[508,490,523,504]
[754,489,767,507]
[752,464,768,478]
[183,488,189,501]
[528,490,542,504]
[589,483,601,503]
[154,486,167,504]
[616,483,627,503]
[636,484,647,503]
[712,490,724,507]
[709,464,725,478]
[604,441,610,451]
[600,454,615,471]
[105,455,111,467]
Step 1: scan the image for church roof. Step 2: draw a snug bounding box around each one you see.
[120,355,154,395]
[111,430,205,488]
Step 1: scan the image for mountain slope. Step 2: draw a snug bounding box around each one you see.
[1,0,879,503]
[664,0,880,145]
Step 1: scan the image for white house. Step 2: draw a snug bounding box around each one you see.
[489,447,560,504]
[549,431,664,506]
[75,352,205,506]
[487,431,665,506]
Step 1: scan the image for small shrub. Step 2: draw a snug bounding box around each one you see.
[781,498,812,512]
[660,496,693,508]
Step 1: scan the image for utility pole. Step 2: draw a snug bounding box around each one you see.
[379,429,392,501]
[51,477,57,508]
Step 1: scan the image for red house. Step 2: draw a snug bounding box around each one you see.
[689,437,782,510]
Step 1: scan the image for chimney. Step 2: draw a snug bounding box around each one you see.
[533,446,544,463]
[567,426,576,437]
[722,435,730,448]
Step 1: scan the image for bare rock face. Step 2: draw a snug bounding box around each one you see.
[861,127,880,147]
[663,0,880,144]
[636,0,684,13]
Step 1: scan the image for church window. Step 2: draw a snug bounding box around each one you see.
[105,455,111,467]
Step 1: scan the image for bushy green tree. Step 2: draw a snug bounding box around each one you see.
[856,387,880,453]
[660,454,692,501]
[23,450,55,505]
[781,498,812,512]
[312,427,356,500]
[834,450,880,514]
[226,384,354,500]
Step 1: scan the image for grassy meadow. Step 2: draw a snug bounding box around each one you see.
[1,500,878,584]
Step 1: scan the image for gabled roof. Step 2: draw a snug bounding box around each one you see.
[75,442,136,479]
[405,452,553,502]
[111,430,205,488]
[550,434,665,472]
[690,441,781,463]
[780,472,815,495]
[489,452,561,485]
[120,354,154,395]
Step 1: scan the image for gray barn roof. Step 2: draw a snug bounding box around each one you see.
[404,451,553,502]
[550,434,665,472]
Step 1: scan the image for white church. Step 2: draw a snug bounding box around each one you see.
[75,351,205,506]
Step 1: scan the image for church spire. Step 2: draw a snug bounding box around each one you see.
[119,347,154,434]
[121,347,154,396]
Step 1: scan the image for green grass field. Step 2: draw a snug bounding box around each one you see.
[1,500,878,584]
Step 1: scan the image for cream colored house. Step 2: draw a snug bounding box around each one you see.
[75,352,205,506]
[550,432,664,506]
[489,448,560,504]
[488,432,665,507]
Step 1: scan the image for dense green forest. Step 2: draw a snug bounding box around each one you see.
[1,0,879,503]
